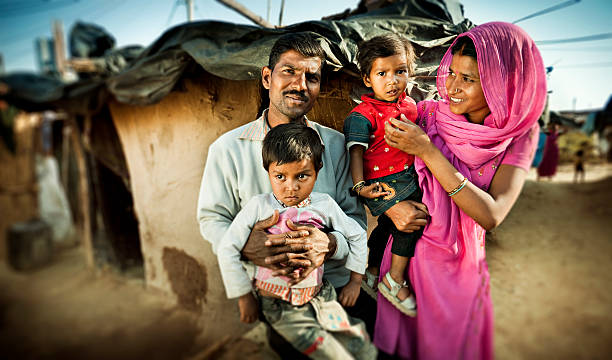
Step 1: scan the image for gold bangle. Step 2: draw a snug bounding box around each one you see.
[352,181,365,192]
[448,177,468,197]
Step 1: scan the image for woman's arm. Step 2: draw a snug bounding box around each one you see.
[384,117,528,231]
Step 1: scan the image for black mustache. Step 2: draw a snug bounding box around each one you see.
[283,90,308,102]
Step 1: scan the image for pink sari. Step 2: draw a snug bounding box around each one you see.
[374,22,547,359]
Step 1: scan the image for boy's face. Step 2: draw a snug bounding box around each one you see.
[363,52,409,102]
[268,159,318,207]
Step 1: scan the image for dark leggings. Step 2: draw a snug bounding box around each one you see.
[367,213,423,269]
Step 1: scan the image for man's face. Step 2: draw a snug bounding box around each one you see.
[262,50,322,126]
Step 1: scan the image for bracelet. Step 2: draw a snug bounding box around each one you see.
[448,177,468,197]
[350,181,366,197]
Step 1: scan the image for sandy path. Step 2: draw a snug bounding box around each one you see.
[0,164,610,359]
[490,163,612,359]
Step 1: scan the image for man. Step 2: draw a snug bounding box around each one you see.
[197,32,427,354]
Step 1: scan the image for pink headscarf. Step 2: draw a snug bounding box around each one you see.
[433,21,547,171]
[374,22,547,359]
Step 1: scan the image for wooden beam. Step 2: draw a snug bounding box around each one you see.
[216,0,274,28]
[69,116,94,268]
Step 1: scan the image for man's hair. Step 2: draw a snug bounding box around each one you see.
[267,32,326,71]
[357,33,416,77]
[262,123,324,172]
[451,35,478,61]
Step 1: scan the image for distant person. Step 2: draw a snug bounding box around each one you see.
[574,148,586,183]
[537,122,560,181]
[342,33,425,316]
[216,123,376,359]
[376,22,546,359]
[532,119,547,168]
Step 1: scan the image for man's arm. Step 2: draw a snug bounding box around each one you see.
[197,139,240,254]
[330,132,367,260]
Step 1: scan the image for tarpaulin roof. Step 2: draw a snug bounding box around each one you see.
[0,0,471,115]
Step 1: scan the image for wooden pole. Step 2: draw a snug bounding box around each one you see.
[69,116,94,268]
[279,0,285,27]
[61,123,70,190]
[52,20,66,77]
[216,0,274,28]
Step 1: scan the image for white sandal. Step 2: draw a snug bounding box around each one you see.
[377,272,417,317]
[360,269,379,300]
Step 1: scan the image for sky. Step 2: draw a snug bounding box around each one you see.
[0,0,610,111]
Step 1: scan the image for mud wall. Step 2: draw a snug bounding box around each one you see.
[108,71,360,339]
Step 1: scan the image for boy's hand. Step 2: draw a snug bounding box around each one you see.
[338,273,363,307]
[238,293,259,324]
[358,182,392,199]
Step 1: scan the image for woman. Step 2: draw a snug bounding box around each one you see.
[374,22,547,359]
[537,122,560,180]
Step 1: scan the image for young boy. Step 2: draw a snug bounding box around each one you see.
[343,33,423,316]
[217,123,377,359]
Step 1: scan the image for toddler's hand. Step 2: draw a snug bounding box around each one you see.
[338,277,361,307]
[238,293,259,323]
[358,182,391,199]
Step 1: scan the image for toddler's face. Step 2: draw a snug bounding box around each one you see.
[364,52,409,102]
[268,159,318,207]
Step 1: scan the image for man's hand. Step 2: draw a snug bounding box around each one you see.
[241,210,312,268]
[384,200,429,233]
[265,220,336,286]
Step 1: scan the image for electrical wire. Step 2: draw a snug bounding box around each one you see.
[537,33,612,45]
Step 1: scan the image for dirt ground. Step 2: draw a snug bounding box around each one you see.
[1,163,611,359]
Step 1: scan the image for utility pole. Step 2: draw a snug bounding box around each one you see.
[52,20,66,78]
[186,0,193,22]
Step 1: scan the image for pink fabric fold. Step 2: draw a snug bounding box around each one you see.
[374,22,547,359]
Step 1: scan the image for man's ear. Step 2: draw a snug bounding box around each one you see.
[262,66,272,90]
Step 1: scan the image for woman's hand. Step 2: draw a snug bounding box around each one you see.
[384,115,433,158]
[384,200,429,233]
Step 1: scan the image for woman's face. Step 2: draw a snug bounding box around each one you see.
[445,53,490,124]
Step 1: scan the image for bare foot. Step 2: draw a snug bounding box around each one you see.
[382,273,412,301]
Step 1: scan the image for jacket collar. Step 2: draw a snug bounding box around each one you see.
[360,92,406,106]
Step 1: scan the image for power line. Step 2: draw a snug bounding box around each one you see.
[0,0,83,18]
[554,62,612,68]
[512,0,580,24]
[539,47,612,52]
[536,33,612,45]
